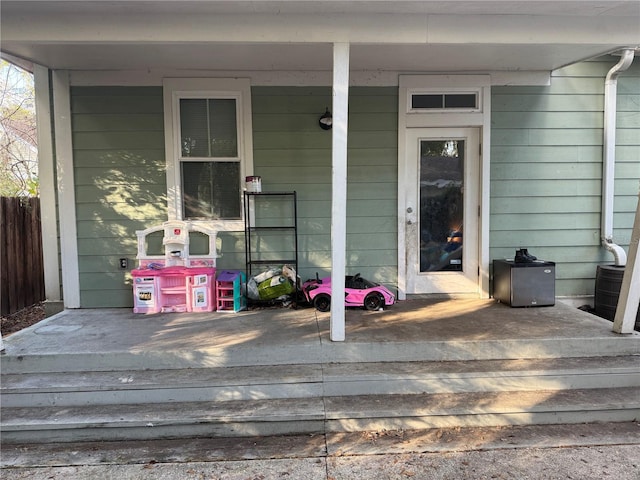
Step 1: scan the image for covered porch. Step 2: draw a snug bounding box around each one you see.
[1,1,639,444]
[2,1,640,343]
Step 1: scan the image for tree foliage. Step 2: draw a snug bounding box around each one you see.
[0,60,38,197]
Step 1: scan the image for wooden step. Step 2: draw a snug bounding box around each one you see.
[2,357,639,408]
[324,387,640,432]
[3,333,639,374]
[1,364,324,407]
[3,355,639,444]
[2,387,638,444]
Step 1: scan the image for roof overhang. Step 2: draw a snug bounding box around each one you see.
[2,1,639,75]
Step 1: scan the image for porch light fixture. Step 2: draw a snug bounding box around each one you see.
[319,108,332,130]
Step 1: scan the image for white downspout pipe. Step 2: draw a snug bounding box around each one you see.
[601,49,635,266]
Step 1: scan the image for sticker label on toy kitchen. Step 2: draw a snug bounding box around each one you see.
[135,286,154,306]
[193,287,207,307]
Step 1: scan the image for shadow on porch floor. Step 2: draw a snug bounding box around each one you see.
[2,298,638,371]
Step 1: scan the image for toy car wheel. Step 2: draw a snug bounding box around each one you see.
[364,292,384,311]
[313,293,331,312]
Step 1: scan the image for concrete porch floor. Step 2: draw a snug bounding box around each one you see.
[2,298,639,372]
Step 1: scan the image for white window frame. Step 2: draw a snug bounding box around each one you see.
[163,78,253,231]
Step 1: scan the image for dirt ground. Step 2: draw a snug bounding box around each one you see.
[1,302,47,337]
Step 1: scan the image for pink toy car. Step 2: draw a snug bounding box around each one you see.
[302,273,395,312]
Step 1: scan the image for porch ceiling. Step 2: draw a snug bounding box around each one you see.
[1,1,639,74]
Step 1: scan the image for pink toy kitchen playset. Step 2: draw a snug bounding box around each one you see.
[132,221,218,313]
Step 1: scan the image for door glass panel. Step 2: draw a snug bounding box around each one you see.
[419,140,464,272]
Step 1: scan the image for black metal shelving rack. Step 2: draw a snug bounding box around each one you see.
[244,191,298,292]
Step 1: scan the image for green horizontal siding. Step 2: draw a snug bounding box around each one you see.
[73,131,166,150]
[491,162,601,180]
[618,95,640,111]
[492,95,604,112]
[491,179,601,197]
[252,86,398,286]
[73,149,166,167]
[70,58,637,307]
[74,165,166,186]
[492,112,604,129]
[72,85,398,307]
[490,55,640,297]
[71,86,167,308]
[490,230,600,248]
[72,113,164,132]
[491,213,600,231]
[70,87,163,113]
[491,145,601,164]
[490,196,601,214]
[492,128,604,146]
[80,288,137,309]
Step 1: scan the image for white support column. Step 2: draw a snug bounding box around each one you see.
[330,42,350,342]
[52,70,81,308]
[613,191,640,334]
[34,64,62,304]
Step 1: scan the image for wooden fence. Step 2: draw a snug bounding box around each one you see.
[1,197,45,316]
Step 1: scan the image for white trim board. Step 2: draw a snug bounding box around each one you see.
[52,70,81,308]
[34,64,62,303]
[69,70,551,87]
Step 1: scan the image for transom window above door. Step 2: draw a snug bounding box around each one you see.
[163,78,254,230]
[411,93,478,110]
[407,88,482,114]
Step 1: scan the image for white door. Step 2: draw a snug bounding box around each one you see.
[404,128,480,295]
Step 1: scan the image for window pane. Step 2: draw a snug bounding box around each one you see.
[180,99,209,157]
[444,94,477,109]
[209,99,237,157]
[181,162,241,220]
[412,94,443,109]
[180,98,237,157]
[419,140,464,272]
